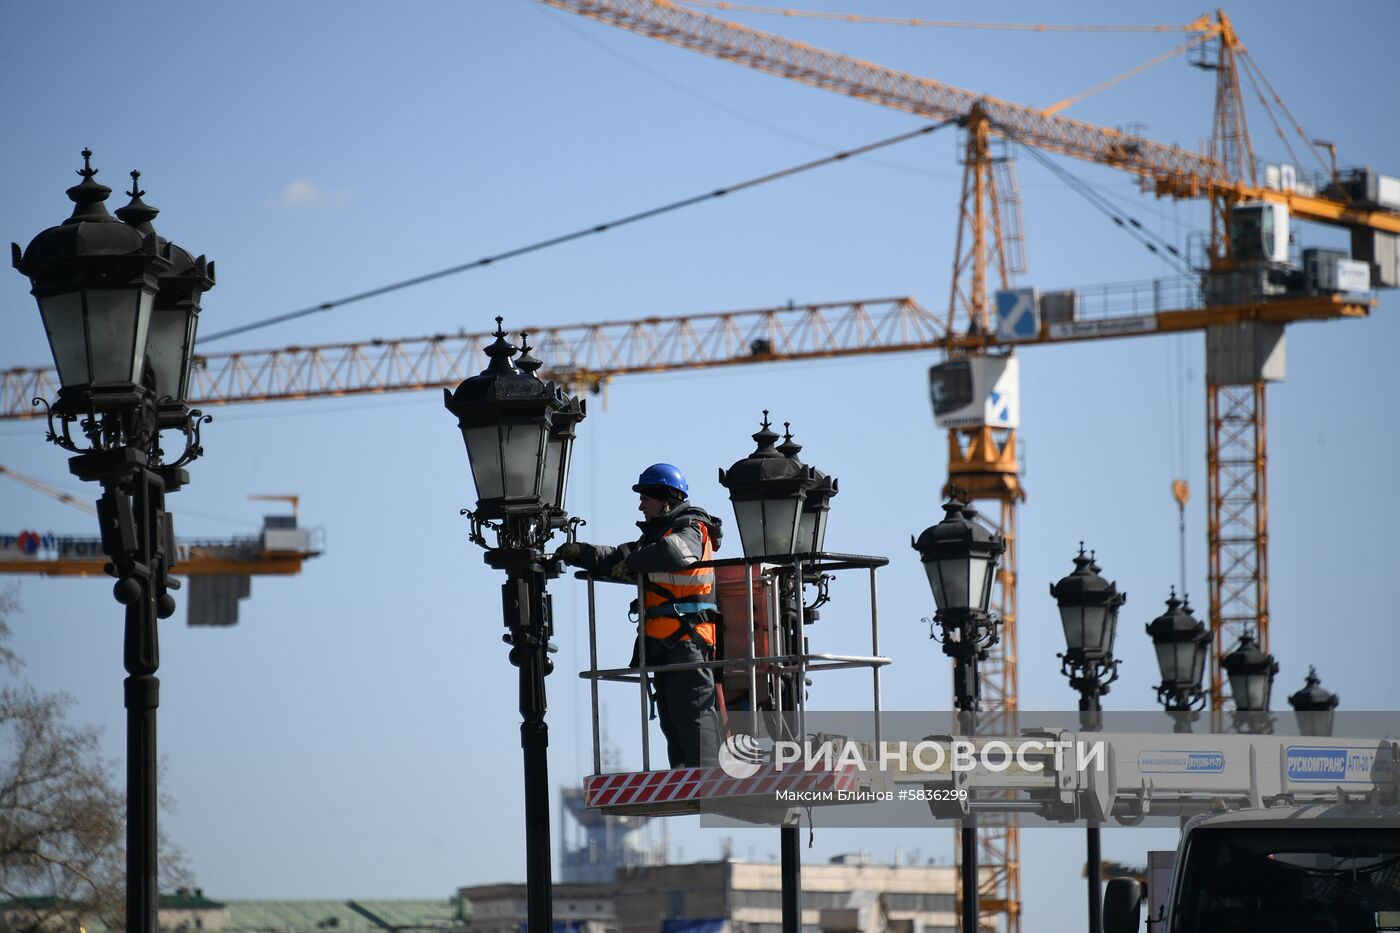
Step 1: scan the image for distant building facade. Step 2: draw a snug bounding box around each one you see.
[218,898,470,933]
[160,890,228,931]
[0,889,230,933]
[616,856,956,933]
[455,883,616,933]
[460,854,958,933]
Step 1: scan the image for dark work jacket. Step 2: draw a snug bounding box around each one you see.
[574,501,724,642]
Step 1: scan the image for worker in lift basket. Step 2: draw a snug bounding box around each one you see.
[556,463,723,769]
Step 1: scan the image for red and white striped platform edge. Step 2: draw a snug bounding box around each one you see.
[584,764,861,816]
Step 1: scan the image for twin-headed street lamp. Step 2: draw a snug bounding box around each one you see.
[444,320,585,933]
[1146,589,1210,726]
[1050,546,1125,933]
[912,496,1005,933]
[1222,631,1279,733]
[445,325,582,525]
[719,411,820,558]
[12,151,215,933]
[1221,631,1278,712]
[913,498,1004,713]
[1050,545,1125,724]
[718,412,838,933]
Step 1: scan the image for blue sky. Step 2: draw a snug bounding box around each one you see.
[2,1,1397,929]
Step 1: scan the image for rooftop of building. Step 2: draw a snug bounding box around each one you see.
[221,898,469,931]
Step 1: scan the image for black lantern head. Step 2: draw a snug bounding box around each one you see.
[515,338,586,518]
[12,150,171,414]
[1287,666,1339,737]
[1222,631,1279,713]
[1146,588,1209,710]
[719,411,817,558]
[1050,544,1125,664]
[912,496,1005,617]
[778,423,838,555]
[116,171,215,418]
[444,319,572,520]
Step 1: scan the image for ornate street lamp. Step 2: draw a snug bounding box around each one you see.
[1223,632,1278,732]
[724,416,832,933]
[1050,545,1125,704]
[912,496,1003,933]
[445,325,570,521]
[1049,545,1125,933]
[719,411,816,558]
[444,320,585,933]
[912,498,1004,698]
[1288,666,1339,737]
[1146,588,1209,722]
[11,151,215,933]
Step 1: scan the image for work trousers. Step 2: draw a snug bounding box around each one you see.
[645,634,721,768]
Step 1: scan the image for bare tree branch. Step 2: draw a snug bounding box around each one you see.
[0,585,21,675]
[0,594,191,933]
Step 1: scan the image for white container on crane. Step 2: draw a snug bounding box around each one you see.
[928,355,1019,430]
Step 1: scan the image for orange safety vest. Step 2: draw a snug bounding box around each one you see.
[642,522,717,644]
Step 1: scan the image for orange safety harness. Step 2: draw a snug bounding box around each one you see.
[641,522,717,645]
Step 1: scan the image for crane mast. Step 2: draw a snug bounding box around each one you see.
[943,103,1025,930]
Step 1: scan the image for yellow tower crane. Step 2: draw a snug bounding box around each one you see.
[519,4,1400,925]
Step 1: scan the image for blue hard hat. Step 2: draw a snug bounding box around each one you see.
[633,463,688,498]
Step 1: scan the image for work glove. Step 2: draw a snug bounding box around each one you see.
[556,542,585,566]
[607,560,635,582]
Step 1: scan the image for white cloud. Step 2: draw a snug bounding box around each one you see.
[281,179,321,206]
[277,179,356,210]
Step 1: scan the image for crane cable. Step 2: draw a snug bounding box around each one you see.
[675,1,1207,33]
[535,1,956,182]
[1041,35,1211,116]
[1235,50,1336,182]
[201,120,953,345]
[1235,53,1306,178]
[1164,173,1191,595]
[1015,144,1196,277]
[1166,334,1191,597]
[1020,133,1201,575]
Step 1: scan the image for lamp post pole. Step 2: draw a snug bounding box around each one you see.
[12,152,214,933]
[445,322,584,933]
[913,498,1005,933]
[719,412,824,933]
[492,538,555,931]
[1050,546,1125,933]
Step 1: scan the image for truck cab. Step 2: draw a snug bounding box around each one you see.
[1106,804,1400,932]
